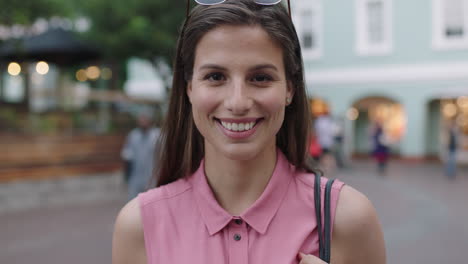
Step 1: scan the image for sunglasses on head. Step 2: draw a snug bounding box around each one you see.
[186,0,291,18]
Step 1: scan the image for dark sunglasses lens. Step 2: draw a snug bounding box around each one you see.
[194,0,226,5]
[254,0,282,5]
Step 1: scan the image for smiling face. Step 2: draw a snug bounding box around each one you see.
[187,25,293,161]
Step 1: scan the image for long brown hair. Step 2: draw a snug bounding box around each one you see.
[156,0,316,187]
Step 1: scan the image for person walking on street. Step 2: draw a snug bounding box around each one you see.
[445,121,458,179]
[121,109,161,200]
[113,1,386,264]
[332,117,346,169]
[314,112,338,175]
[314,111,336,159]
[309,129,322,162]
[371,121,390,175]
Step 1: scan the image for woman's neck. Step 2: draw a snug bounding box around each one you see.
[204,144,277,216]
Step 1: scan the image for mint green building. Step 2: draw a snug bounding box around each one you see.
[293,0,468,163]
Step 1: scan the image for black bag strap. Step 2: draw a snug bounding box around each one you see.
[314,174,335,263]
[323,178,336,262]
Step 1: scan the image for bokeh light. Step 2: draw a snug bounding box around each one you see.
[7,62,21,76]
[443,103,457,118]
[86,66,100,80]
[36,61,49,75]
[101,67,112,80]
[457,96,468,109]
[76,69,87,82]
[347,107,359,120]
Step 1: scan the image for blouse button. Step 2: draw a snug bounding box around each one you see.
[233,234,242,241]
[234,219,243,225]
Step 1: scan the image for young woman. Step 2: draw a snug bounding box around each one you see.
[112,1,386,263]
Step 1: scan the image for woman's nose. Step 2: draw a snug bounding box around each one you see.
[224,80,253,114]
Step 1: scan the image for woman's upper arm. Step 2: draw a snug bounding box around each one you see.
[112,197,147,264]
[330,185,386,264]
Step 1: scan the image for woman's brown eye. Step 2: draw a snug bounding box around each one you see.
[252,74,272,82]
[205,72,225,81]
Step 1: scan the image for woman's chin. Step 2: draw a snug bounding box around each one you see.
[219,143,272,161]
[221,148,254,161]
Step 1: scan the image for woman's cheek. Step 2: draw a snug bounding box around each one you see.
[262,95,287,115]
[192,91,220,113]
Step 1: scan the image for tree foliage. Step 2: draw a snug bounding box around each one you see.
[1,0,185,67]
[0,0,185,89]
[0,0,72,25]
[78,0,185,67]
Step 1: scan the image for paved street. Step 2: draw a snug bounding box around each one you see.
[334,160,468,264]
[1,160,467,264]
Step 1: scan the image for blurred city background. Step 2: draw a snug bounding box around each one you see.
[0,0,467,263]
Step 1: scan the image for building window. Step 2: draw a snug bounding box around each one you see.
[301,10,315,49]
[367,1,384,44]
[433,0,468,49]
[355,0,393,56]
[294,0,322,59]
[445,0,464,37]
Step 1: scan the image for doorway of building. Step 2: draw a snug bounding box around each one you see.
[430,97,468,164]
[350,96,406,157]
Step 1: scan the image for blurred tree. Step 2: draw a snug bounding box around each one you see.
[69,0,185,130]
[0,0,184,92]
[78,0,184,72]
[0,0,72,25]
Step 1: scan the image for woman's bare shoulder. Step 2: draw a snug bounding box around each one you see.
[112,197,147,264]
[335,185,377,229]
[115,198,143,234]
[331,185,387,264]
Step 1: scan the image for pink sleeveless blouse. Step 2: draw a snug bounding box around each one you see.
[138,150,344,264]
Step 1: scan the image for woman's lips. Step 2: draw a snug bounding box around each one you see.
[215,118,263,139]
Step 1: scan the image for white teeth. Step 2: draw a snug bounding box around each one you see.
[220,121,257,132]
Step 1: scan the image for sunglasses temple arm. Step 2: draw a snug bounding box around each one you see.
[287,0,291,18]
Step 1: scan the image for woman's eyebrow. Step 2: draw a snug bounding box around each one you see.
[249,64,278,72]
[198,63,278,72]
[199,64,226,71]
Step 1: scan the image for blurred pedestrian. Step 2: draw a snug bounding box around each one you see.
[332,117,346,169]
[113,1,385,264]
[314,111,335,159]
[371,121,390,175]
[314,112,338,175]
[120,108,161,200]
[445,121,458,179]
[309,129,322,162]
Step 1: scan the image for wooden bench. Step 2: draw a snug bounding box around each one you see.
[0,134,126,182]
